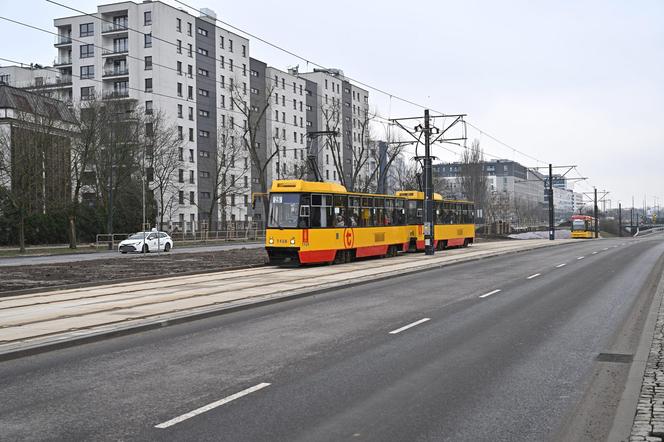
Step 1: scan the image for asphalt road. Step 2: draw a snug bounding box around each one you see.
[0,242,264,267]
[1,235,663,441]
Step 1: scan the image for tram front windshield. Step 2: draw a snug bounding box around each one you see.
[268,193,301,228]
[572,219,587,231]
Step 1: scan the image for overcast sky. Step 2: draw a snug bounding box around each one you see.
[1,0,662,208]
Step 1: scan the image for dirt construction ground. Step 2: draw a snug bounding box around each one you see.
[0,247,268,295]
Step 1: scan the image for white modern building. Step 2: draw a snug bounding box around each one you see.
[49,0,250,231]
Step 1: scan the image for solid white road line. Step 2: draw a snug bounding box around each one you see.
[389,318,431,334]
[602,248,609,251]
[592,251,598,255]
[577,256,585,260]
[556,263,567,268]
[479,289,502,299]
[526,273,541,279]
[155,383,271,429]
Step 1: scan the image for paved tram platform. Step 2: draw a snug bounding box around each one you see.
[0,239,574,359]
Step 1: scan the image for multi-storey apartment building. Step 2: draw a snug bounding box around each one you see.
[50,1,250,231]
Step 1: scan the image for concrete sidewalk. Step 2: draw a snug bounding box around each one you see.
[0,239,576,359]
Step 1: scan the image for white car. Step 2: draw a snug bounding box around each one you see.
[118,231,173,254]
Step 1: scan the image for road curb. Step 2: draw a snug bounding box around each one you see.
[607,251,664,441]
[0,240,578,362]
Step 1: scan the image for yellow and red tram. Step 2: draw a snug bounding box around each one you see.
[265,180,476,265]
[570,215,596,239]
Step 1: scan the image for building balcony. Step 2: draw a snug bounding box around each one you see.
[103,90,130,99]
[102,68,129,78]
[102,48,129,58]
[53,57,72,66]
[54,35,72,46]
[101,23,129,34]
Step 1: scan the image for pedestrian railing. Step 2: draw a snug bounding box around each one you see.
[95,233,130,250]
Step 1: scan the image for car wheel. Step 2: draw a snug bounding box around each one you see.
[121,251,127,254]
[142,244,149,253]
[164,243,171,252]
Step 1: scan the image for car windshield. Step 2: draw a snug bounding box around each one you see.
[268,193,301,228]
[128,233,150,240]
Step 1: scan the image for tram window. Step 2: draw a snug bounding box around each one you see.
[360,196,373,227]
[299,194,311,228]
[384,199,394,225]
[333,194,347,227]
[375,198,385,226]
[311,194,334,228]
[460,204,467,224]
[435,202,443,224]
[349,196,360,227]
[394,199,405,225]
[449,203,457,224]
[468,204,475,224]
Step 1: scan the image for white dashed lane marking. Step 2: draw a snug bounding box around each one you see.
[155,383,272,429]
[527,273,541,280]
[389,318,431,334]
[479,289,501,299]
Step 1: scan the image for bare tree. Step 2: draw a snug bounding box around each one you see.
[0,96,72,252]
[459,139,489,220]
[231,83,279,222]
[390,153,421,191]
[206,124,248,230]
[143,110,184,230]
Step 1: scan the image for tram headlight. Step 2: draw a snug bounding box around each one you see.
[268,237,274,244]
[290,238,295,245]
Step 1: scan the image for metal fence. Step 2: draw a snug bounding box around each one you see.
[95,233,131,250]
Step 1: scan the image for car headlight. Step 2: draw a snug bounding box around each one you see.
[290,238,295,245]
[268,238,274,244]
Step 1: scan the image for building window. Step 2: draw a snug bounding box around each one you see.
[144,33,152,48]
[189,170,195,184]
[80,44,94,58]
[80,86,94,100]
[80,23,94,37]
[199,150,210,158]
[80,65,94,79]
[188,107,194,120]
[177,126,183,140]
[189,191,195,205]
[177,82,183,97]
[188,86,193,99]
[177,61,182,75]
[199,130,209,138]
[187,64,193,77]
[197,47,208,56]
[250,69,258,78]
[189,128,194,142]
[189,149,194,162]
[145,78,153,92]
[178,169,184,183]
[187,22,192,36]
[144,11,152,26]
[177,39,182,54]
[197,27,208,36]
[176,18,181,32]
[179,191,184,205]
[250,87,259,95]
[177,104,183,118]
[145,101,153,115]
[198,88,209,97]
[198,68,209,77]
[199,109,209,117]
[200,171,210,178]
[145,56,152,70]
[229,39,233,52]
[188,43,193,57]
[220,95,225,108]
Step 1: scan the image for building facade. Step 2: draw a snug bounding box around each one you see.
[49,1,250,231]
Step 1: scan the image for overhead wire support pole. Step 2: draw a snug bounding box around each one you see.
[594,188,599,238]
[391,112,466,256]
[549,164,554,240]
